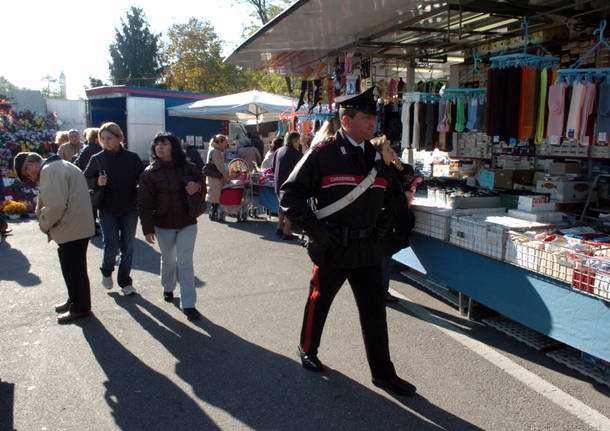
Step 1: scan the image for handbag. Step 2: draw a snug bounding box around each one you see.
[203,149,223,178]
[184,174,207,218]
[90,158,105,211]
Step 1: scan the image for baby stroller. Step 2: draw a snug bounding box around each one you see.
[218,158,258,222]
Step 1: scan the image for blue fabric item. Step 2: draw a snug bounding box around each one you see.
[466,98,478,131]
[98,209,138,287]
[597,80,610,141]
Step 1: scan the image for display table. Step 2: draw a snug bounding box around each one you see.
[257,184,279,215]
[393,233,610,362]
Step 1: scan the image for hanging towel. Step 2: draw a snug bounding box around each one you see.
[466,98,478,131]
[534,69,548,144]
[440,99,451,132]
[506,66,523,142]
[475,98,485,131]
[597,80,610,143]
[424,101,436,150]
[565,82,587,140]
[546,82,568,144]
[437,99,446,132]
[519,66,538,140]
[401,101,412,149]
[579,82,597,145]
[455,98,466,132]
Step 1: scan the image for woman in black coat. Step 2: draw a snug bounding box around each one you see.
[272,131,302,240]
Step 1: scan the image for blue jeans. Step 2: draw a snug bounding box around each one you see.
[98,209,138,288]
[155,224,197,309]
[380,256,393,295]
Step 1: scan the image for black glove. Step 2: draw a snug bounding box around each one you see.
[308,222,340,249]
[375,212,393,237]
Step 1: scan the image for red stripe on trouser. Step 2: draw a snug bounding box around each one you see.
[302,265,320,353]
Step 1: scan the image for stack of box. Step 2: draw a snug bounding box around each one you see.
[507,195,565,223]
[535,179,590,203]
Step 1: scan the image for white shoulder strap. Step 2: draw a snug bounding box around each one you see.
[314,167,377,220]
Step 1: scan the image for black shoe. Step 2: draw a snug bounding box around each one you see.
[298,346,324,372]
[385,293,399,303]
[183,307,201,321]
[372,375,417,397]
[283,233,299,240]
[163,291,174,302]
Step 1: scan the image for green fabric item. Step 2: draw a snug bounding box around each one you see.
[455,98,466,132]
[535,68,548,144]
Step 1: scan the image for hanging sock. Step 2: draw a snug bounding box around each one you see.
[466,98,478,131]
[579,82,596,145]
[440,99,450,132]
[596,80,610,144]
[534,69,548,145]
[455,98,466,132]
[546,82,568,144]
[565,82,587,140]
[296,80,308,111]
[311,79,322,113]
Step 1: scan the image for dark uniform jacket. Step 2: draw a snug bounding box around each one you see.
[137,160,205,235]
[380,165,414,257]
[84,147,144,214]
[280,129,388,268]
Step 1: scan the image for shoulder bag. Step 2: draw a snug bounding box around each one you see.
[90,157,105,211]
[203,149,223,179]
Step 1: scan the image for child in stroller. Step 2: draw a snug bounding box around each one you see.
[218,158,258,222]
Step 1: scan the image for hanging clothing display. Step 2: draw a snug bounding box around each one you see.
[518,66,538,140]
[579,82,597,145]
[546,82,568,144]
[506,66,523,142]
[597,80,610,142]
[534,69,548,144]
[401,101,412,149]
[565,81,587,140]
[455,98,466,132]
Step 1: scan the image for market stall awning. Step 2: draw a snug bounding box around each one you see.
[167,90,295,122]
[226,0,603,77]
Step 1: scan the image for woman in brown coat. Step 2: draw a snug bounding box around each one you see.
[205,134,229,221]
[138,131,205,321]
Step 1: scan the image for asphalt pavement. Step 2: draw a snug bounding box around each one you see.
[1,214,609,431]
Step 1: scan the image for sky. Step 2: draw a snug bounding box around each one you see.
[3,1,258,99]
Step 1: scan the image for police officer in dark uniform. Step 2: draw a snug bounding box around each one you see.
[279,87,417,397]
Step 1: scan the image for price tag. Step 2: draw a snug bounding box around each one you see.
[550,135,560,145]
[493,136,500,143]
[509,138,517,146]
[599,132,608,143]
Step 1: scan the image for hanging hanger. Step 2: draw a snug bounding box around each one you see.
[557,20,610,84]
[489,17,559,69]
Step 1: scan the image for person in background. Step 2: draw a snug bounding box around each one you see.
[58,129,83,162]
[183,139,205,172]
[138,132,205,321]
[73,128,102,171]
[84,122,143,296]
[300,134,313,154]
[248,132,265,160]
[272,131,302,240]
[237,137,262,172]
[53,131,69,155]
[280,87,417,397]
[370,135,415,304]
[13,151,94,323]
[206,134,230,222]
[261,136,283,171]
[310,116,341,148]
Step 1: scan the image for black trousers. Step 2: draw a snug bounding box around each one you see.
[300,263,395,379]
[57,237,91,313]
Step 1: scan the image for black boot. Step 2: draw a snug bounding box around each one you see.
[209,204,218,221]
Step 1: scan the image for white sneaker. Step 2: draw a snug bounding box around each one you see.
[121,285,137,296]
[102,276,113,290]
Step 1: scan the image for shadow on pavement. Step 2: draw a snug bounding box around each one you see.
[0,239,41,287]
[224,218,306,245]
[0,379,15,431]
[78,315,219,430]
[130,238,160,274]
[105,294,484,430]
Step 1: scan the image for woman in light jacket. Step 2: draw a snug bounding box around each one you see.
[205,134,229,221]
[138,132,205,321]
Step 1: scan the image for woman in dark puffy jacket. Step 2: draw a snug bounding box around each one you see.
[137,131,205,321]
[84,122,144,296]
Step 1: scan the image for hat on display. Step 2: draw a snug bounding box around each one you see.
[335,86,378,116]
[13,152,29,182]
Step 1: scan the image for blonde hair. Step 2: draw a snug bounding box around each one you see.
[209,134,227,148]
[371,134,402,170]
[83,127,99,144]
[98,122,124,144]
[311,117,341,147]
[55,131,69,145]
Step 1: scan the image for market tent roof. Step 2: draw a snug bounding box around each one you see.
[166,90,295,121]
[225,0,604,77]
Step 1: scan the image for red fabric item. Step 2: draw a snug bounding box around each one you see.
[388,79,397,99]
[219,188,243,206]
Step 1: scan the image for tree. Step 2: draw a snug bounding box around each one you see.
[88,77,105,88]
[40,75,62,98]
[0,76,18,92]
[160,18,241,94]
[109,7,161,87]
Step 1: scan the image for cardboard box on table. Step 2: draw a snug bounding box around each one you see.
[535,179,590,203]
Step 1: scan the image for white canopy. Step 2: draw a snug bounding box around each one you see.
[167,90,295,122]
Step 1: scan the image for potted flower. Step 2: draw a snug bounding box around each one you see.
[1,200,27,219]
